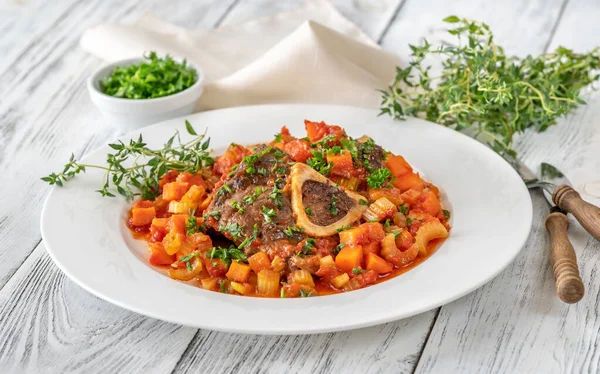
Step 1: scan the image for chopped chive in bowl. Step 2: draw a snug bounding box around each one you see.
[101,51,198,99]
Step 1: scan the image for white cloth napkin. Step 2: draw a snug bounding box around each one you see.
[80,0,401,110]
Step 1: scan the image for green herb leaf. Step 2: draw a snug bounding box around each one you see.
[379,17,600,156]
[305,207,314,216]
[443,209,451,220]
[367,168,394,189]
[101,51,197,99]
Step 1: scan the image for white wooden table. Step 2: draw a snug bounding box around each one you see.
[1,0,599,372]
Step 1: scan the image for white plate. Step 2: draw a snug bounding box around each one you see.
[41,104,532,335]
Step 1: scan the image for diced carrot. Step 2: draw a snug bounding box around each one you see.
[414,191,442,217]
[133,200,154,209]
[226,261,252,283]
[169,214,188,236]
[335,245,363,273]
[198,196,212,211]
[392,172,425,192]
[362,241,381,256]
[365,252,393,274]
[248,252,271,273]
[230,281,254,295]
[339,226,369,246]
[131,206,156,226]
[281,126,291,136]
[162,182,189,201]
[284,139,312,162]
[187,233,213,251]
[400,188,422,205]
[149,242,175,266]
[386,154,413,177]
[201,277,218,291]
[327,151,354,178]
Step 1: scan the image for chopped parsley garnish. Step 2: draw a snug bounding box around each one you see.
[406,217,413,226]
[273,149,285,159]
[269,185,284,207]
[219,279,228,293]
[257,168,267,175]
[327,146,343,155]
[203,210,221,220]
[274,133,283,143]
[306,150,332,176]
[334,242,345,254]
[383,218,391,228]
[367,168,394,189]
[443,209,451,220]
[328,195,339,216]
[283,225,304,237]
[262,205,276,224]
[243,146,272,174]
[179,251,201,272]
[219,222,244,240]
[340,138,359,162]
[400,205,409,215]
[300,289,314,298]
[238,224,259,249]
[217,183,232,196]
[312,134,337,148]
[352,267,364,275]
[305,207,314,216]
[359,199,369,206]
[186,210,198,236]
[230,200,245,214]
[301,238,316,256]
[209,246,248,265]
[336,225,352,233]
[255,186,267,195]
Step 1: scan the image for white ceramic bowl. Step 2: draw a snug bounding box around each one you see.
[87,57,204,132]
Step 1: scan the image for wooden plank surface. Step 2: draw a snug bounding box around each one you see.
[0,0,599,372]
[0,1,435,373]
[412,0,600,372]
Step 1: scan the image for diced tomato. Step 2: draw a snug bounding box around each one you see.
[149,242,175,266]
[203,258,228,277]
[284,139,312,162]
[363,222,386,243]
[386,154,413,177]
[150,217,169,242]
[213,144,250,175]
[414,191,442,217]
[353,270,378,288]
[314,237,338,257]
[304,120,345,143]
[158,170,179,190]
[176,172,209,189]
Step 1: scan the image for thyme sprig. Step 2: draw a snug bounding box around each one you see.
[380,16,600,156]
[41,120,214,200]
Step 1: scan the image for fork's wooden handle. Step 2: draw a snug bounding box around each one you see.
[553,184,600,241]
[545,211,584,304]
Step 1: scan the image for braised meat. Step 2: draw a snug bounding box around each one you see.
[301,180,355,226]
[205,146,304,250]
